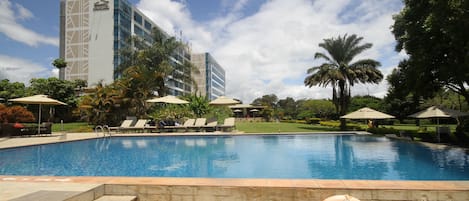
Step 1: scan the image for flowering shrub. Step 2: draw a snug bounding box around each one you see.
[0,104,35,123]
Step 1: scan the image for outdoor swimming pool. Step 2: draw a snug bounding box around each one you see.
[0,134,468,180]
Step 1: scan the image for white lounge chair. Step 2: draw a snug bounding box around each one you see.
[108,119,134,132]
[217,117,235,132]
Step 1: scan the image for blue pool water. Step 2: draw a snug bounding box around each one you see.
[0,134,468,180]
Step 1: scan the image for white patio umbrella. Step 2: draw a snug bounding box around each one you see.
[9,94,67,134]
[209,96,240,105]
[341,107,395,119]
[409,106,468,142]
[146,95,189,104]
[408,106,468,119]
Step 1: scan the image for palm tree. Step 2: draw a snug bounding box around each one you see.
[52,58,67,80]
[118,28,198,97]
[304,34,383,130]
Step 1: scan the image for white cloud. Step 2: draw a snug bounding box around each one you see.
[0,55,51,84]
[15,3,33,20]
[0,0,58,47]
[136,0,403,103]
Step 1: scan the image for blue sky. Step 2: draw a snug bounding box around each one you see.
[0,0,404,103]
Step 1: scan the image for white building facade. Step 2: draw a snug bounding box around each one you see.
[60,0,192,95]
[191,53,226,100]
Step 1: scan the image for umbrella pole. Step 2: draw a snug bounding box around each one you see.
[437,118,440,143]
[38,104,42,135]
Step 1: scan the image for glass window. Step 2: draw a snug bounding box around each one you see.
[134,25,144,37]
[144,21,152,30]
[134,12,142,25]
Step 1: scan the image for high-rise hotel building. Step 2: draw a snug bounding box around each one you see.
[191,53,226,100]
[59,0,192,95]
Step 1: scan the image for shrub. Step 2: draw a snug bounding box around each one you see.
[8,106,35,123]
[454,118,469,146]
[0,104,6,123]
[320,120,364,131]
[0,105,35,123]
[306,117,321,124]
[367,127,398,135]
[320,120,340,127]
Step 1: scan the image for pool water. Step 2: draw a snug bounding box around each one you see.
[0,134,468,180]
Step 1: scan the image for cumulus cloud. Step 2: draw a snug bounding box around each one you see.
[0,0,58,47]
[136,0,403,103]
[0,55,51,84]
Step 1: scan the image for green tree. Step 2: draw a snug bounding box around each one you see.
[304,34,383,130]
[79,81,126,126]
[384,67,420,122]
[184,94,210,118]
[277,97,298,120]
[0,79,26,102]
[349,95,385,113]
[392,0,469,105]
[28,78,77,122]
[52,58,67,80]
[118,28,197,97]
[297,99,336,120]
[252,94,279,121]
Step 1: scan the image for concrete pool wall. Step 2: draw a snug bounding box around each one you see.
[1,176,469,201]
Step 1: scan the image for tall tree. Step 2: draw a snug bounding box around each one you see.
[28,78,78,122]
[118,28,197,97]
[392,0,469,106]
[304,34,383,130]
[252,94,279,121]
[52,58,67,80]
[0,79,26,102]
[277,97,298,120]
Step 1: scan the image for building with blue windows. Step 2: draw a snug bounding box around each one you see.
[191,53,226,100]
[60,0,192,96]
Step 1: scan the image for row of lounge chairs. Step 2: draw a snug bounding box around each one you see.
[107,118,235,133]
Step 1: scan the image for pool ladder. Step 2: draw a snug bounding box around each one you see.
[95,125,111,137]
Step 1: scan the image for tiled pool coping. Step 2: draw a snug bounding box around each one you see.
[2,176,469,190]
[1,132,469,200]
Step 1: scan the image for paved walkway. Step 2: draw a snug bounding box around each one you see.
[0,130,246,149]
[0,181,100,201]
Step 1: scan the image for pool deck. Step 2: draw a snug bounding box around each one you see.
[1,132,469,201]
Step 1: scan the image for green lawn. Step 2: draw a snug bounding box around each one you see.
[51,121,458,134]
[51,122,94,133]
[236,122,340,133]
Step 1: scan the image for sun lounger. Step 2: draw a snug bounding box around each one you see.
[202,121,218,132]
[187,118,207,131]
[120,119,148,132]
[217,117,236,132]
[108,119,134,133]
[164,118,195,132]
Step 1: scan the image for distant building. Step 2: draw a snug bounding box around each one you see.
[59,0,192,95]
[191,53,225,100]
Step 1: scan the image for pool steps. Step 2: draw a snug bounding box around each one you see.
[61,184,137,201]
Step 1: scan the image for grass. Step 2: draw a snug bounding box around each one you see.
[50,121,458,134]
[236,122,340,133]
[51,122,94,133]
